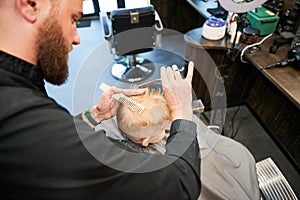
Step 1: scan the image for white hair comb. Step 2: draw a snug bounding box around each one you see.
[99,83,145,114]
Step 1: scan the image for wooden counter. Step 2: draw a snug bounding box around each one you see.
[185,27,228,49]
[245,39,300,109]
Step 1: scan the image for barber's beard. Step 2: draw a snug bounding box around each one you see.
[37,16,70,85]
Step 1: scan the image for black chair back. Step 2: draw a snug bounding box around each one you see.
[111,6,156,55]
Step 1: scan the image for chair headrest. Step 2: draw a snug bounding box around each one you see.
[111,5,155,16]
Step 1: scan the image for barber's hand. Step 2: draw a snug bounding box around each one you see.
[161,61,194,121]
[88,87,146,124]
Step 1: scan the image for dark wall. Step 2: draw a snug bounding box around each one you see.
[151,0,205,33]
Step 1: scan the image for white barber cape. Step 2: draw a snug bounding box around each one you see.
[193,116,260,200]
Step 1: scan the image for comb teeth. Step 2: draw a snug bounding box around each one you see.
[112,93,145,114]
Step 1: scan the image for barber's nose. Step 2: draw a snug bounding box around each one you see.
[72,27,81,45]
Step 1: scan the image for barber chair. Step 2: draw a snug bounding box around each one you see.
[101,5,163,82]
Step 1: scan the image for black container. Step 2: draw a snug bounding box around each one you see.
[241,27,261,44]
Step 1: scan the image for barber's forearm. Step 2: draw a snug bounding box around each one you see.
[165,119,201,199]
[166,120,198,157]
[80,106,106,129]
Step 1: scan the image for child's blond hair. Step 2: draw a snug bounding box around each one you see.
[116,89,170,138]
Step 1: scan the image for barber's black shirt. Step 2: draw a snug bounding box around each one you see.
[0,51,200,200]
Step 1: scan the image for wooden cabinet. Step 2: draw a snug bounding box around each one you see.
[247,72,300,165]
[184,28,253,108]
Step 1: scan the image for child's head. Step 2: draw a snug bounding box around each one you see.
[116,89,170,147]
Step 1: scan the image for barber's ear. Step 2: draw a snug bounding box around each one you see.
[16,0,38,23]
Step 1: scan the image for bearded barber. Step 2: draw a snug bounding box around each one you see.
[0,0,200,199]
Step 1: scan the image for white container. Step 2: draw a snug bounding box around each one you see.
[202,17,226,40]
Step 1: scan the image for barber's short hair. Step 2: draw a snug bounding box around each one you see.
[116,89,170,138]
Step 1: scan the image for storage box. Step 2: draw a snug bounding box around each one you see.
[246,7,279,35]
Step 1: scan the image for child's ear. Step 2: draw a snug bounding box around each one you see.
[141,137,150,147]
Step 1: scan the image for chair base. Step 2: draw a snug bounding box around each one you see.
[111,56,155,83]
